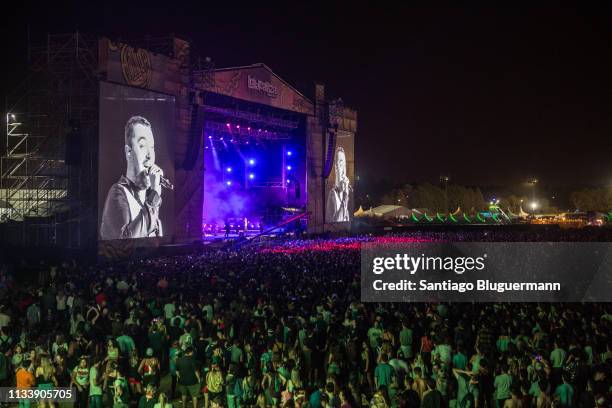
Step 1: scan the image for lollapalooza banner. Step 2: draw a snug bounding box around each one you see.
[204,64,314,115]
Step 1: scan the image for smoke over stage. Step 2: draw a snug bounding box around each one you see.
[201,91,307,237]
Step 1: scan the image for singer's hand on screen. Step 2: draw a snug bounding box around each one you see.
[148,164,164,196]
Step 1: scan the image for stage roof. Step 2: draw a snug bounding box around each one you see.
[195,63,315,115]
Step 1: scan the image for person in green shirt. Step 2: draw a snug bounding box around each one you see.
[494,363,512,408]
[230,339,243,365]
[116,330,136,357]
[453,345,468,370]
[550,341,566,369]
[554,375,574,408]
[89,359,103,408]
[399,321,413,359]
[368,321,383,350]
[374,353,394,389]
[113,369,130,408]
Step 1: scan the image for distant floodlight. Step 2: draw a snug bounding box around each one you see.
[249,173,255,180]
[286,180,291,184]
[226,167,232,173]
[287,151,292,156]
[248,159,255,165]
[286,165,292,171]
[226,181,232,186]
[530,202,538,210]
[236,125,240,129]
[226,123,230,127]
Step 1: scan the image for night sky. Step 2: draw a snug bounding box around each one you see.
[2,4,611,190]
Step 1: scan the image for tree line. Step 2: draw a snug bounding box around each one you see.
[381,183,486,213]
[570,188,612,212]
[375,184,612,213]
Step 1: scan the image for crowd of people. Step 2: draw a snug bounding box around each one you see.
[0,230,610,408]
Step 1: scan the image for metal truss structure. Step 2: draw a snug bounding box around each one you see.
[1,32,98,247]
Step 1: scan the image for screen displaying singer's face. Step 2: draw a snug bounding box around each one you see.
[127,123,156,173]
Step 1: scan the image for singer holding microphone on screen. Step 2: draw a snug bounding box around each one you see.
[100,116,172,240]
[326,146,351,222]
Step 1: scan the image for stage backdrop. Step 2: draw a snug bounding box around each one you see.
[98,81,175,241]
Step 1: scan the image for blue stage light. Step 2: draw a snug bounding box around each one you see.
[248,159,255,165]
[249,173,255,180]
[287,151,292,156]
[226,167,232,173]
[286,165,292,171]
[226,181,232,186]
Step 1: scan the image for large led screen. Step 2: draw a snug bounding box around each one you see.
[98,81,175,241]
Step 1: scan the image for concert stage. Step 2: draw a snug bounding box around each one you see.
[0,34,356,254]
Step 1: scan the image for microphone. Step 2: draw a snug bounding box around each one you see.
[147,166,174,190]
[160,176,174,190]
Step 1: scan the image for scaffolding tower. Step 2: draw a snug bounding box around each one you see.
[0,32,98,247]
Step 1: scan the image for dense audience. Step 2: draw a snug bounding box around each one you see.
[0,230,610,408]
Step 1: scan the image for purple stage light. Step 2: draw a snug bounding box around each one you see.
[236,125,240,129]
[226,123,230,127]
[226,180,232,186]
